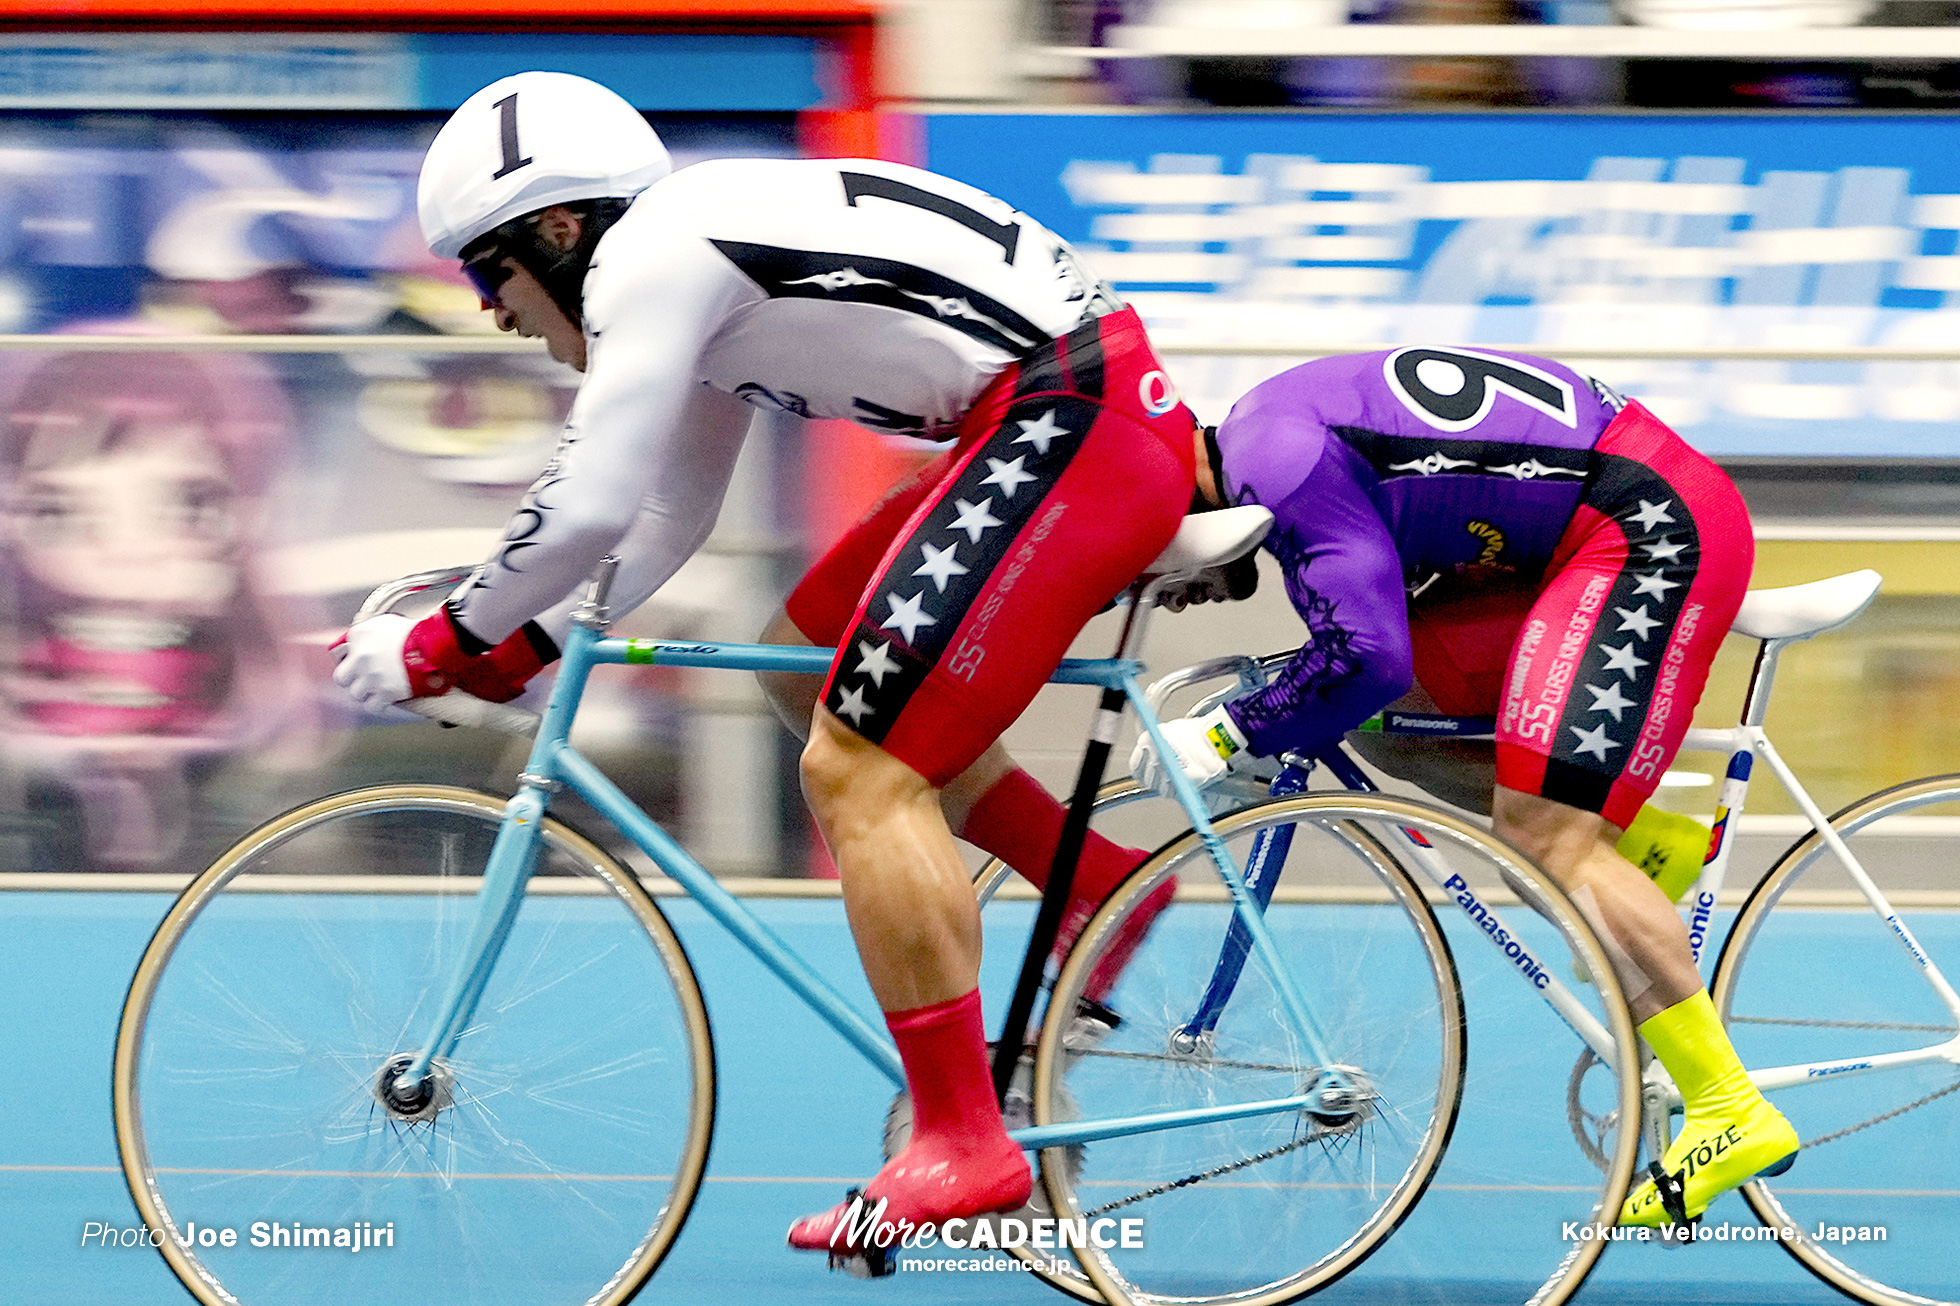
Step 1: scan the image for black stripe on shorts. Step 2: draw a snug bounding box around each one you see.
[825,385,1105,744]
[1538,452,1702,815]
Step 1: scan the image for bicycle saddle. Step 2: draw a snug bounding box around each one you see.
[1141,505,1274,579]
[1731,569,1881,642]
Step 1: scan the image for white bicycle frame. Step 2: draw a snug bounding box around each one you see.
[1156,616,1960,1138]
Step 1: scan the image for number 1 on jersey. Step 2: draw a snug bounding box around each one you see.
[841,172,1020,263]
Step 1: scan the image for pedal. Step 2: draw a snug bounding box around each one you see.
[1647,1161,1699,1248]
[1064,998,1123,1054]
[809,1187,898,1278]
[831,1245,895,1278]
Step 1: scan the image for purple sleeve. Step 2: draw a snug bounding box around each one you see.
[1222,438,1414,759]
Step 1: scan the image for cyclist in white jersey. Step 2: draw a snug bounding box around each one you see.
[333,72,1201,1263]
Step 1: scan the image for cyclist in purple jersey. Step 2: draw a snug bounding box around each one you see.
[1131,348,1796,1231]
[1200,348,1616,760]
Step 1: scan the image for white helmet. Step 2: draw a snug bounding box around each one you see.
[418,72,671,260]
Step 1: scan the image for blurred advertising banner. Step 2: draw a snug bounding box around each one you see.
[0,113,804,877]
[0,112,793,334]
[925,111,1960,458]
[0,33,824,112]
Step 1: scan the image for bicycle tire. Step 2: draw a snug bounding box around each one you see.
[113,784,717,1306]
[1712,774,1960,1306]
[1034,792,1640,1306]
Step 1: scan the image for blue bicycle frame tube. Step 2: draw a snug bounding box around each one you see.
[1175,761,1312,1041]
[1127,683,1344,1079]
[398,625,1333,1138]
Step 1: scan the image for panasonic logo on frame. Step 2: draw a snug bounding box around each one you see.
[1687,891,1716,955]
[1442,873,1550,989]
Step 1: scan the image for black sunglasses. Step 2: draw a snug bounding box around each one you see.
[460,248,519,303]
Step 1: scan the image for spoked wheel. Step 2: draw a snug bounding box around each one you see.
[1032,793,1640,1306]
[1713,775,1960,1306]
[113,785,716,1306]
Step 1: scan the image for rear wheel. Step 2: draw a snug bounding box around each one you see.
[1713,775,1960,1306]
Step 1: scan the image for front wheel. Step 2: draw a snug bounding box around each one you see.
[1028,792,1466,1306]
[1034,792,1641,1306]
[113,785,717,1306]
[1713,775,1960,1306]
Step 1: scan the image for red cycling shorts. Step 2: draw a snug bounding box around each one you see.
[1409,401,1752,829]
[784,307,1198,787]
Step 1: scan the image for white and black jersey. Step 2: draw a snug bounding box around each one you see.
[447,156,1119,648]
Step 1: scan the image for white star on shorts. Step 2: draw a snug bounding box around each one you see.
[949,497,1004,544]
[1632,570,1681,599]
[1585,680,1638,721]
[1629,499,1676,531]
[881,591,938,644]
[1570,721,1621,761]
[1599,641,1651,679]
[913,541,968,593]
[1643,536,1687,564]
[1012,409,1069,456]
[854,639,902,687]
[835,684,873,725]
[980,455,1037,499]
[1615,605,1661,640]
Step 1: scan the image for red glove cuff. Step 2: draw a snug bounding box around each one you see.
[401,609,473,698]
[403,609,557,703]
[452,624,556,703]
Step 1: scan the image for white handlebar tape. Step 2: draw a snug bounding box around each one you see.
[405,694,541,738]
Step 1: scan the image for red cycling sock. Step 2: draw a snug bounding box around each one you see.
[962,768,1147,933]
[963,768,1166,1003]
[788,990,1029,1253]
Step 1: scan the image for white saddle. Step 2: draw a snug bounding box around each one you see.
[1141,505,1274,579]
[1731,569,1881,642]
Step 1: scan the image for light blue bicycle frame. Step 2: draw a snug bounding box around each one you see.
[389,606,1355,1154]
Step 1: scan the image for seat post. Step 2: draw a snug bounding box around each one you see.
[1740,637,1789,729]
[987,575,1155,1104]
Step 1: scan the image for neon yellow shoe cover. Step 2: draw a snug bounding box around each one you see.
[1618,1095,1799,1226]
[1618,991,1798,1227]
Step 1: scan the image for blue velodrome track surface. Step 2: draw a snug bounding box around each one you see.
[2,888,1938,1306]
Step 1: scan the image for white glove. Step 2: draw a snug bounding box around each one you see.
[1129,705,1251,799]
[331,614,413,711]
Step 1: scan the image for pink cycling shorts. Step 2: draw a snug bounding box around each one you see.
[784,307,1197,787]
[1411,401,1752,829]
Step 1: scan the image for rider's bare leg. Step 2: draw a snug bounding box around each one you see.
[1490,787,1694,1023]
[1343,685,1498,816]
[788,706,1030,1248]
[760,612,1011,830]
[1490,786,1798,1224]
[758,609,1144,904]
[759,611,1161,1007]
[800,706,980,1009]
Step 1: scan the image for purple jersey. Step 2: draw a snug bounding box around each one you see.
[1215,348,1625,756]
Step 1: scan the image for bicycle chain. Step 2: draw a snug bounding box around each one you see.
[1731,1014,1956,1034]
[1083,1131,1321,1218]
[1727,1014,1960,1149]
[1076,1047,1310,1076]
[1800,1076,1960,1150]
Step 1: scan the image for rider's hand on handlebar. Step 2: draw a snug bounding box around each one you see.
[332,609,556,712]
[1129,705,1251,799]
[331,614,415,709]
[332,609,475,710]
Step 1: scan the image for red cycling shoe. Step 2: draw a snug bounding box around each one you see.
[788,1134,1031,1275]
